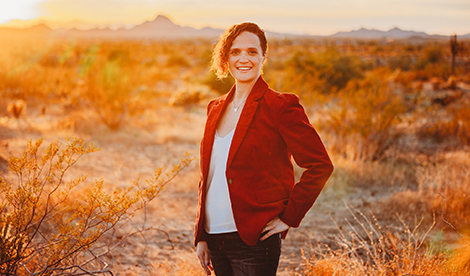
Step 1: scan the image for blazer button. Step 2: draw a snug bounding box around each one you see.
[228,178,233,184]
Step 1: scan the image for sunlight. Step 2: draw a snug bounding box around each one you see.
[39,0,158,24]
[0,0,44,24]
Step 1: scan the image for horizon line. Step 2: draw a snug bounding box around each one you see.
[0,14,468,37]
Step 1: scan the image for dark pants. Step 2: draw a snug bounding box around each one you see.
[206,232,281,276]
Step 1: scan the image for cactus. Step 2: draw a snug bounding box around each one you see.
[450,34,458,75]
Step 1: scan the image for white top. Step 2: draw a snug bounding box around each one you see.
[204,128,238,234]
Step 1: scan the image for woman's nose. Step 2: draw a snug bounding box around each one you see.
[239,52,249,62]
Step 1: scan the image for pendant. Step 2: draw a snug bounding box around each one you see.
[234,106,239,112]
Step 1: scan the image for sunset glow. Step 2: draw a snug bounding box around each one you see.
[1,0,469,36]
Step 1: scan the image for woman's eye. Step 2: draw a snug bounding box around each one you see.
[249,50,258,54]
[231,50,240,55]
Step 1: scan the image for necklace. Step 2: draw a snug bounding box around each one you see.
[233,97,247,112]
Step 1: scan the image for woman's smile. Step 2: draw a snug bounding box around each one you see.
[228,31,265,84]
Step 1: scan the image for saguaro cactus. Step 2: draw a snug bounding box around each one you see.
[450,34,458,75]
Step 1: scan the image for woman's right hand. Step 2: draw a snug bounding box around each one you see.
[197,241,212,275]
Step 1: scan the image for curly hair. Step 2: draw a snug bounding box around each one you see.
[211,22,268,79]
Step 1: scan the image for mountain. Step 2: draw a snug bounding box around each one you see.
[330,27,445,39]
[461,33,470,39]
[0,23,52,34]
[0,16,462,40]
[66,15,299,40]
[122,15,221,39]
[53,15,223,39]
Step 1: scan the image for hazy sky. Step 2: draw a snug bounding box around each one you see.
[1,0,469,35]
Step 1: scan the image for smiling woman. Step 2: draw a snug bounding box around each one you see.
[194,22,334,276]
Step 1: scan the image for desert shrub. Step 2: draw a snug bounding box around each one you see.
[424,46,445,64]
[202,73,234,94]
[414,45,451,80]
[78,46,144,130]
[168,83,213,107]
[166,54,191,68]
[281,48,366,99]
[319,68,405,160]
[384,151,469,237]
[417,96,470,145]
[0,137,192,275]
[300,208,470,276]
[281,50,324,98]
[0,65,43,102]
[388,54,413,71]
[416,151,469,229]
[392,70,419,94]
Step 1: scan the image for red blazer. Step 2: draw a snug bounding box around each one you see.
[194,77,333,246]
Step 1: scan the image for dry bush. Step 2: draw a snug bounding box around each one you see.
[165,53,191,68]
[418,98,470,145]
[0,137,192,275]
[279,48,366,100]
[384,150,469,235]
[414,48,451,81]
[392,70,420,95]
[202,73,234,95]
[319,68,405,161]
[416,151,470,228]
[388,54,413,71]
[168,83,213,107]
[77,46,137,130]
[300,207,470,276]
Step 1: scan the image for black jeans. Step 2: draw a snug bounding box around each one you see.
[206,232,281,276]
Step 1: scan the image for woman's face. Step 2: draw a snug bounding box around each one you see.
[228,31,265,84]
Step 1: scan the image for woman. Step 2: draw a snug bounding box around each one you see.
[194,22,333,275]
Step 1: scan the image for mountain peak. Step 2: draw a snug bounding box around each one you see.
[154,15,173,23]
[27,23,52,33]
[124,14,221,39]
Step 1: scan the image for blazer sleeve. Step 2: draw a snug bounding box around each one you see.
[277,93,334,228]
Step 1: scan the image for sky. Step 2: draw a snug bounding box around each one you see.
[1,0,469,36]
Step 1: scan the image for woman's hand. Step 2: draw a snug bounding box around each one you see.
[197,241,212,275]
[260,216,290,241]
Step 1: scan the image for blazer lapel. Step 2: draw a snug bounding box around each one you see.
[201,86,235,184]
[227,77,268,168]
[201,77,269,180]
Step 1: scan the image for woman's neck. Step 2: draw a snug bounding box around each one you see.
[233,77,258,102]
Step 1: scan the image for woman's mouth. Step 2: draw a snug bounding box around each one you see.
[237,67,252,72]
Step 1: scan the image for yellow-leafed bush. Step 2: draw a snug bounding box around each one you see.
[0,137,192,275]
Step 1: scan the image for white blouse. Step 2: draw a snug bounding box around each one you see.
[204,128,238,234]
